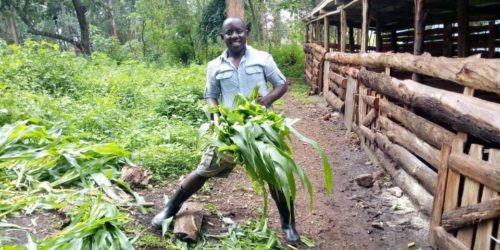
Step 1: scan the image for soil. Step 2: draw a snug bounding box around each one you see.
[1,87,431,249]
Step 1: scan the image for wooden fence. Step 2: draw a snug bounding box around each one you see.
[305,42,500,249]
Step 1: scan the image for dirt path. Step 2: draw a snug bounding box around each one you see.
[142,89,431,249]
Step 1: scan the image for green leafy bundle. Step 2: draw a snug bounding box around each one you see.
[207,89,332,210]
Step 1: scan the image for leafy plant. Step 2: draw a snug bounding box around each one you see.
[207,88,332,211]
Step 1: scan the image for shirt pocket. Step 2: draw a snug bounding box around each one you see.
[245,65,266,85]
[216,70,238,92]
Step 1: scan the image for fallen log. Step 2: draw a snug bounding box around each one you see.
[174,202,204,242]
[325,51,500,94]
[378,116,441,170]
[375,132,437,194]
[352,123,375,143]
[361,108,377,127]
[374,147,433,215]
[359,69,500,144]
[441,197,500,231]
[324,91,345,112]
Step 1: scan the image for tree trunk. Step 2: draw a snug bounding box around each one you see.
[247,0,262,43]
[226,0,244,19]
[107,0,120,40]
[441,197,500,231]
[8,14,19,44]
[72,0,91,55]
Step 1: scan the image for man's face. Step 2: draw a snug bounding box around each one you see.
[221,18,247,54]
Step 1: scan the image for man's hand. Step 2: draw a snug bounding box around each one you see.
[258,95,272,108]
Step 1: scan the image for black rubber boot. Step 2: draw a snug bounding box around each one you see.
[151,172,208,228]
[151,187,191,228]
[269,185,300,243]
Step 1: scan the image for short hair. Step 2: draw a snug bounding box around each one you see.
[222,16,251,32]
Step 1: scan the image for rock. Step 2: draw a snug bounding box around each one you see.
[364,160,372,166]
[331,112,340,120]
[371,222,384,230]
[120,165,152,187]
[355,174,374,188]
[387,187,403,198]
[372,180,382,194]
[372,170,385,180]
[322,113,331,121]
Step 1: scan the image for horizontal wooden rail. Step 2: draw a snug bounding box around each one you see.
[358,69,500,144]
[326,52,500,94]
[441,197,500,231]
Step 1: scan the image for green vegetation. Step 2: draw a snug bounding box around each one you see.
[207,89,332,211]
[0,40,309,248]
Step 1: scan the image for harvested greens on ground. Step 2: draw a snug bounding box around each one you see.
[205,88,332,211]
[0,119,142,249]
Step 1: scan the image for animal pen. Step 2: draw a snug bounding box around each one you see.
[303,0,500,249]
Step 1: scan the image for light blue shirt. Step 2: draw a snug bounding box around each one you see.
[204,46,286,108]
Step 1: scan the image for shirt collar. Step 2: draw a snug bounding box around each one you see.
[220,45,252,63]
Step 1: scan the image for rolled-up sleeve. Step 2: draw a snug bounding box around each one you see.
[263,54,286,87]
[204,63,220,100]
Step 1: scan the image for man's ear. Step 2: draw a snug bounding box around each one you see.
[220,34,224,40]
[246,22,252,33]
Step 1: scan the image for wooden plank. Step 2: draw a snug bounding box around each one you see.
[456,144,483,248]
[344,77,358,132]
[430,144,452,246]
[358,85,368,136]
[323,60,330,94]
[474,149,500,250]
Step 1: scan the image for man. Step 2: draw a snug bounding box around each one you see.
[152,16,299,243]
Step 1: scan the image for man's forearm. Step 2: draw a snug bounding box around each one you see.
[260,84,288,107]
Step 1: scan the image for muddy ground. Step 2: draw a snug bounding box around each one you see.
[2,85,431,249]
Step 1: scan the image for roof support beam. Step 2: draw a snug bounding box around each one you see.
[361,0,369,52]
[340,5,347,52]
[412,0,426,81]
[324,16,330,49]
[457,0,470,57]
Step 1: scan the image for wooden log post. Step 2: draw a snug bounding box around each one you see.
[375,18,382,52]
[443,23,453,57]
[457,0,469,57]
[361,0,369,53]
[305,23,310,43]
[316,21,321,44]
[357,69,500,143]
[434,226,469,250]
[340,5,346,52]
[391,30,398,52]
[344,77,358,131]
[412,0,425,81]
[488,21,496,58]
[323,59,331,94]
[429,143,452,246]
[349,26,355,53]
[324,16,330,49]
